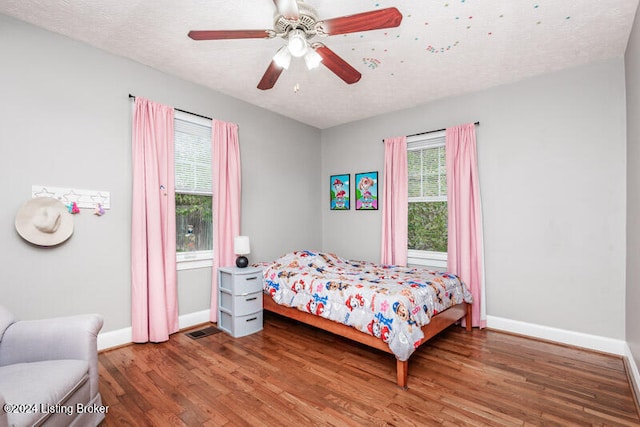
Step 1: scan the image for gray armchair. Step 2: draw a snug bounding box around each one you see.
[0,305,104,427]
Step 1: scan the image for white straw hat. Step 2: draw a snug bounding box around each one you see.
[15,197,74,246]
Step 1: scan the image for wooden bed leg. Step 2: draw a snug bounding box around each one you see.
[396,359,408,390]
[465,303,473,332]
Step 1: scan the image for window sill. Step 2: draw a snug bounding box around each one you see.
[407,249,447,269]
[177,251,213,271]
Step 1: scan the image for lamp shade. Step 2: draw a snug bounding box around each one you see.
[287,29,308,57]
[304,48,322,70]
[273,46,292,69]
[234,236,250,255]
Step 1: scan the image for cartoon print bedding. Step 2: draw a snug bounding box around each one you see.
[262,251,473,361]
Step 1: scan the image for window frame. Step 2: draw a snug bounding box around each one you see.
[407,130,448,269]
[174,110,213,270]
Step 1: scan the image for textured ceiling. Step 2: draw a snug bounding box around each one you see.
[1,0,638,129]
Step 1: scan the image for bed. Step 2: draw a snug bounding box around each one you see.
[259,251,473,388]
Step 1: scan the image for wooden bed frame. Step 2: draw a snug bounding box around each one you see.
[263,295,472,388]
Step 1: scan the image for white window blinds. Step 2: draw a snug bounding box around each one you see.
[175,113,212,194]
[407,132,446,202]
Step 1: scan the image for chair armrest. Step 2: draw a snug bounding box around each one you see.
[0,314,103,398]
[0,314,103,364]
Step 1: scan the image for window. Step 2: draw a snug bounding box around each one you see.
[175,111,213,269]
[407,131,448,268]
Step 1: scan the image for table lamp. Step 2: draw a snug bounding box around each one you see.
[234,236,250,268]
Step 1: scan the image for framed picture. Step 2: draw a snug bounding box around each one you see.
[355,171,378,210]
[330,174,350,210]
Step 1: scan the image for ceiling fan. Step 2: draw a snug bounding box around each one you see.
[188,0,402,90]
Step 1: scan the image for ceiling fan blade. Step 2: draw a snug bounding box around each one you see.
[314,44,361,85]
[188,30,273,40]
[316,7,403,36]
[273,0,300,20]
[257,60,285,90]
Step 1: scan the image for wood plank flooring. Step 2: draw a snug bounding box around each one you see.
[98,312,640,426]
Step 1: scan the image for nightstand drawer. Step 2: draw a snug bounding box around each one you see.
[219,291,262,316]
[219,310,263,338]
[219,270,263,295]
[235,291,262,316]
[235,274,262,295]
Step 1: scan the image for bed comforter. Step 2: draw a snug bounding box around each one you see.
[262,251,473,361]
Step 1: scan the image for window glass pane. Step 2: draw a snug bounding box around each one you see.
[175,118,212,193]
[422,145,445,197]
[174,113,213,259]
[407,150,422,198]
[438,146,447,195]
[407,135,447,255]
[408,201,448,252]
[408,145,446,201]
[176,194,213,252]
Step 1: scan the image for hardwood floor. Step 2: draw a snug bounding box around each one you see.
[98,312,640,426]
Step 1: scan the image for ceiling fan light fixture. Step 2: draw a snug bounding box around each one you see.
[273,46,292,69]
[304,48,322,70]
[287,29,308,57]
[189,4,403,90]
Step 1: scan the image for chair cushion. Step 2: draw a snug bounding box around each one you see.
[0,359,89,426]
[0,306,14,343]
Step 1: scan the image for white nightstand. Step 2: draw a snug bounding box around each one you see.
[217,266,263,337]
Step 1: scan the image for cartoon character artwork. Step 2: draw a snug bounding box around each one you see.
[355,172,378,210]
[306,294,328,316]
[361,190,373,208]
[358,177,374,208]
[368,319,391,343]
[277,270,297,279]
[400,288,417,305]
[330,174,350,210]
[264,279,280,298]
[393,301,417,327]
[309,263,326,274]
[326,281,350,292]
[345,293,370,324]
[346,293,366,311]
[291,279,305,294]
[367,312,394,342]
[335,189,346,207]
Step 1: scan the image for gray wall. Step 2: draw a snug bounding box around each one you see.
[626,5,640,371]
[0,14,321,332]
[0,11,633,346]
[321,58,627,339]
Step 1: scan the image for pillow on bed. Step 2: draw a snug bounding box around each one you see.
[288,251,347,270]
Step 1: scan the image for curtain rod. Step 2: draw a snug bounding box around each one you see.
[382,121,480,143]
[128,94,213,121]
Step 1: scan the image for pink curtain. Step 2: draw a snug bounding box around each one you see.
[210,119,241,322]
[131,97,179,343]
[446,123,486,328]
[380,136,408,266]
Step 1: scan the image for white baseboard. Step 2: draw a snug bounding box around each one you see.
[624,343,640,404]
[97,309,211,351]
[97,326,132,351]
[486,315,627,355]
[488,316,639,407]
[177,309,211,330]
